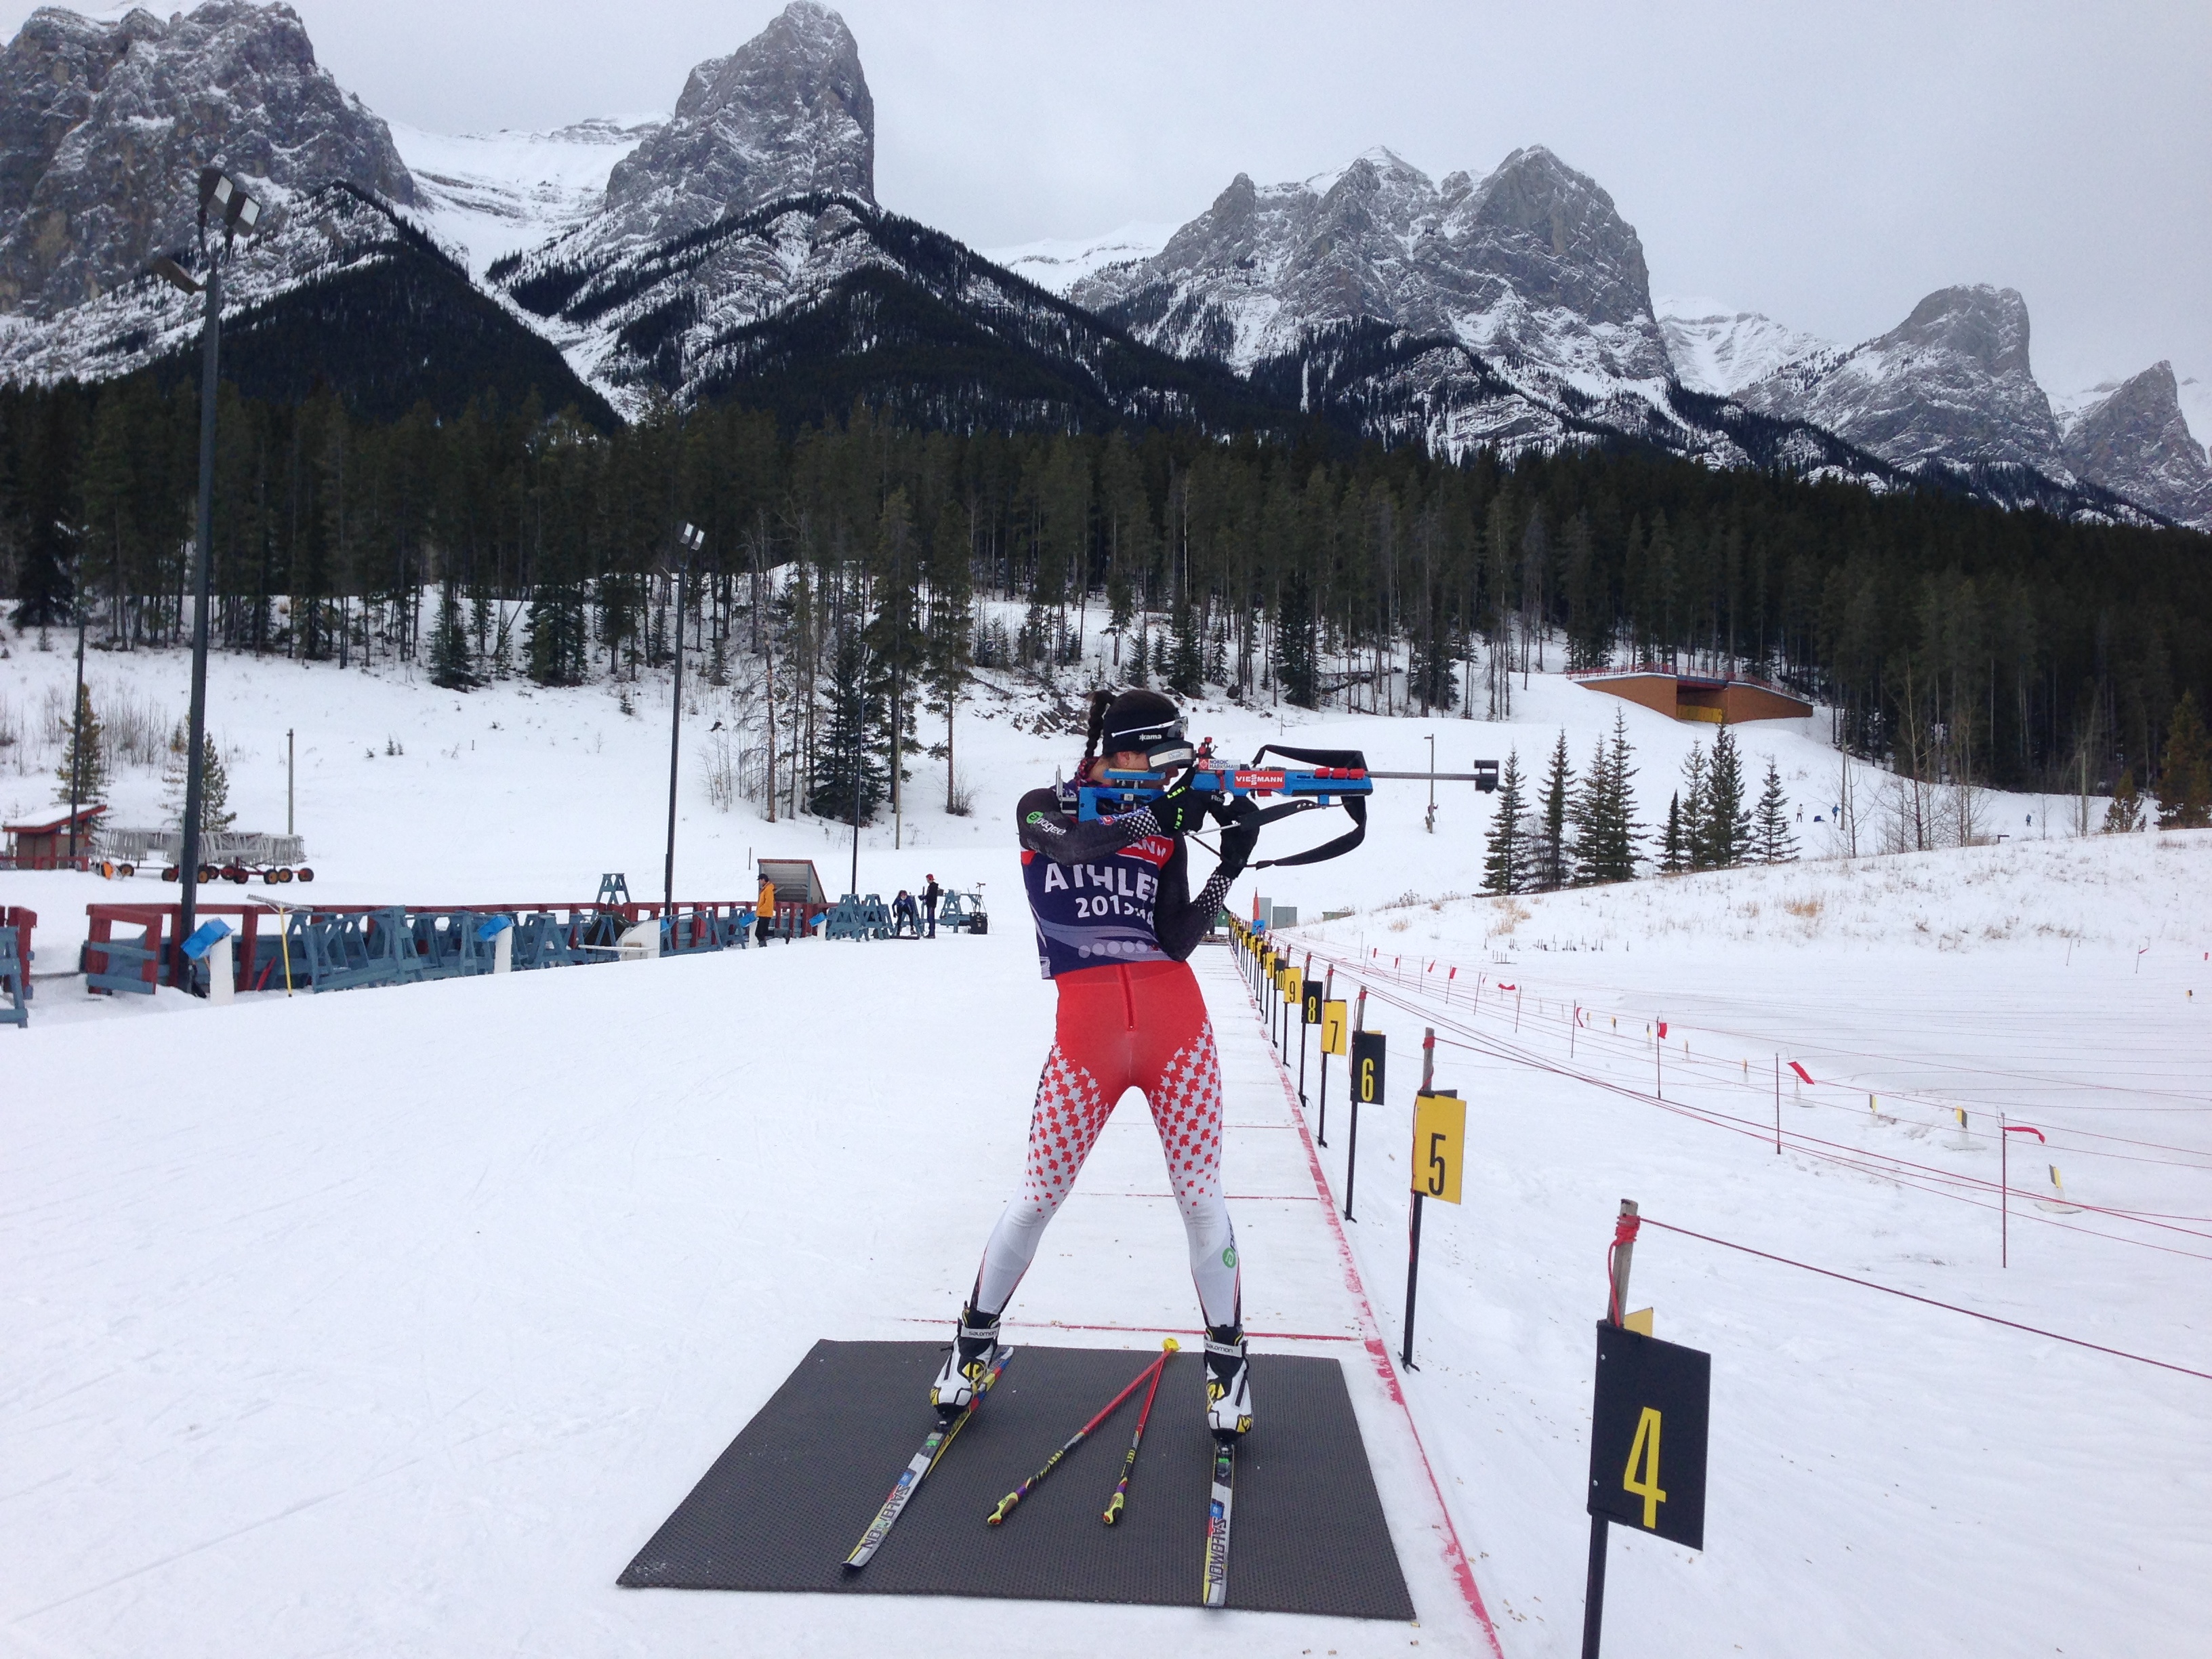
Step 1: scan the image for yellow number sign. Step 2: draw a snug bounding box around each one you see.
[1319,999,1347,1056]
[1282,967,1303,1008]
[1623,1406,1666,1528]
[1411,1090,1465,1204]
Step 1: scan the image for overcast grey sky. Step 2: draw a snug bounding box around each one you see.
[16,1,2211,396]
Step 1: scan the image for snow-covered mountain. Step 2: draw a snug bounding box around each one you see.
[1657,296,1827,396]
[0,0,411,315]
[390,116,662,279]
[1072,144,1673,394]
[523,0,872,276]
[497,189,1277,430]
[2055,362,2212,530]
[0,178,611,422]
[1738,285,2069,476]
[0,1,2189,533]
[981,222,1175,298]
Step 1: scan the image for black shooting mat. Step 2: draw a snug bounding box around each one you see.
[619,1340,1414,1620]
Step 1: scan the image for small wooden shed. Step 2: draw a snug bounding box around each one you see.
[3,804,106,870]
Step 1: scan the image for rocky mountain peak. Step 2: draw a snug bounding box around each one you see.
[0,0,413,314]
[2060,361,2212,529]
[1740,283,2063,476]
[592,0,871,256]
[1890,283,2035,380]
[1072,141,1668,387]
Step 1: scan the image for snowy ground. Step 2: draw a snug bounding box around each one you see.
[5,623,2207,1656]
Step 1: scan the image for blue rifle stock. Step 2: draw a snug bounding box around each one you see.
[1076,745,1499,869]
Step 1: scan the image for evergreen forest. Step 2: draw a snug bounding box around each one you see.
[3,371,2208,823]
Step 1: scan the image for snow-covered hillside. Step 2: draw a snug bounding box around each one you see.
[980,222,1176,298]
[390,117,663,278]
[5,623,2205,1658]
[1656,295,1826,396]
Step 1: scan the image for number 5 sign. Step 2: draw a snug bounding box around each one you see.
[1586,1322,1709,1551]
[1410,1090,1465,1204]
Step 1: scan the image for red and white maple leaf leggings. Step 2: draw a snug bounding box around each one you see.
[971,958,1241,1329]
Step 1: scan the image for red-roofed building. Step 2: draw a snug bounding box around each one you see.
[3,804,106,869]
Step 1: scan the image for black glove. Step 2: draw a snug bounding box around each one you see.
[1214,796,1261,876]
[1144,777,1213,836]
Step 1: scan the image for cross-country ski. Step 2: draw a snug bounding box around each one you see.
[845,1347,1014,1569]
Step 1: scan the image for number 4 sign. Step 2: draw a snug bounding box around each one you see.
[1586,1322,1709,1550]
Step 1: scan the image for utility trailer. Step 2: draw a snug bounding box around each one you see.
[96,827,314,885]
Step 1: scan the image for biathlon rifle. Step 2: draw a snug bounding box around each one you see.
[1077,740,1499,869]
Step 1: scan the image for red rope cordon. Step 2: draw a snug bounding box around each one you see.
[1637,1217,2212,1384]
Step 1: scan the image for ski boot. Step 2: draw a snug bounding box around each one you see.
[1204,1323,1252,1439]
[928,1305,1001,1418]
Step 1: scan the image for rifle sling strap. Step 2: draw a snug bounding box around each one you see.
[1242,743,1368,869]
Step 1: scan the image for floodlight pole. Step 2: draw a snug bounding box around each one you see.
[177,232,224,954]
[66,541,87,864]
[664,525,702,918]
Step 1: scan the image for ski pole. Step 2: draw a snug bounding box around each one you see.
[1103,1335,1176,1525]
[987,1339,1178,1525]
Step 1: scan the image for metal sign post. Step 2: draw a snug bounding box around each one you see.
[1298,953,1318,1105]
[1402,1027,1463,1371]
[1346,996,1382,1222]
[1579,1200,1711,1659]
[1317,979,1345,1145]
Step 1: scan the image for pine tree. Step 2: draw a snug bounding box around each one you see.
[1125,623,1149,687]
[2157,691,2211,830]
[1534,731,1574,891]
[525,584,587,686]
[1661,793,1685,873]
[429,580,476,690]
[1753,759,1799,862]
[1679,743,1711,868]
[1168,600,1204,696]
[1573,712,1641,884]
[2102,769,2144,834]
[1704,726,1752,867]
[57,683,109,804]
[1481,749,1529,895]
[161,724,234,832]
[809,626,885,824]
[1277,575,1319,708]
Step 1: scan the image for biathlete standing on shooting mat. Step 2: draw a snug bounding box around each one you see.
[930,689,1263,1437]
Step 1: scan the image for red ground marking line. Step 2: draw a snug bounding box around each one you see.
[1227,958,1504,1656]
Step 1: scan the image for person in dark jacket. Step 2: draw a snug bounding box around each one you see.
[929,689,1261,1439]
[922,874,941,938]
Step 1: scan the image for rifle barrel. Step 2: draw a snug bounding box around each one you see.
[1365,771,1495,781]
